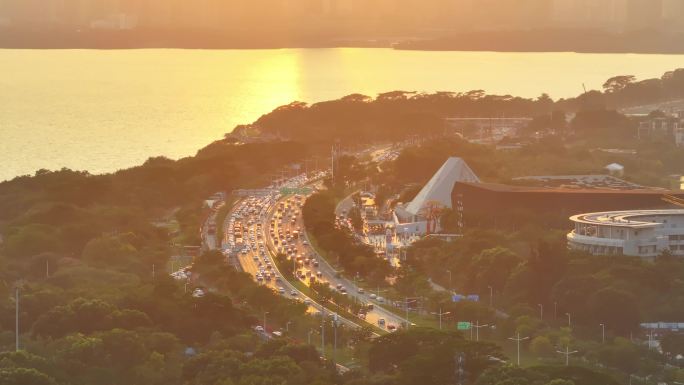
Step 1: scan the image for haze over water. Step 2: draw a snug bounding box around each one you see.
[2,48,683,182]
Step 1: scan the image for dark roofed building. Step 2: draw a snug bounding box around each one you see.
[452,181,684,229]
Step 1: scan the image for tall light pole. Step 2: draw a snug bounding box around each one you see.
[446,270,452,290]
[431,308,451,330]
[286,320,292,332]
[508,333,529,366]
[321,308,326,356]
[556,346,578,366]
[333,313,338,362]
[537,304,543,321]
[565,312,571,327]
[473,320,490,342]
[15,287,19,352]
[404,297,419,330]
[600,323,605,344]
[487,286,493,308]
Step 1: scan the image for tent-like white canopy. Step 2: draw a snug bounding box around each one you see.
[405,157,480,216]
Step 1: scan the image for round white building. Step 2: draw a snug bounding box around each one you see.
[568,210,684,257]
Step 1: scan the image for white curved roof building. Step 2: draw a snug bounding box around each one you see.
[393,157,479,236]
[402,157,480,218]
[568,209,684,257]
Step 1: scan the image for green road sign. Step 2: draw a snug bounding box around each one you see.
[457,322,471,330]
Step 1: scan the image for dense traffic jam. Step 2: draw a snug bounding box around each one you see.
[217,170,404,333]
[222,173,327,304]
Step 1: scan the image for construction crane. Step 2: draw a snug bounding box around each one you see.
[662,194,684,208]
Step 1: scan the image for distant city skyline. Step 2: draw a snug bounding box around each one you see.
[0,0,682,34]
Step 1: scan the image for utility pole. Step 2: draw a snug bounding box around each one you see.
[473,320,490,342]
[556,346,578,366]
[508,333,529,366]
[431,308,450,330]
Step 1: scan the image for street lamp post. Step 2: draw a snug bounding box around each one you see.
[15,287,19,352]
[333,313,338,362]
[508,333,529,366]
[538,304,543,321]
[431,308,451,330]
[565,312,571,327]
[473,320,490,342]
[556,346,578,366]
[487,286,493,308]
[446,270,452,290]
[600,323,605,344]
[321,308,326,357]
[404,297,419,330]
[286,321,292,332]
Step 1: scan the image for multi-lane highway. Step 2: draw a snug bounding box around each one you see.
[215,169,409,332]
[219,174,363,331]
[264,190,408,331]
[200,143,411,333]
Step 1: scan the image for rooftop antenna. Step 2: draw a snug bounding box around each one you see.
[582,83,587,94]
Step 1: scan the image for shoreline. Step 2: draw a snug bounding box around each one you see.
[3,45,684,56]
